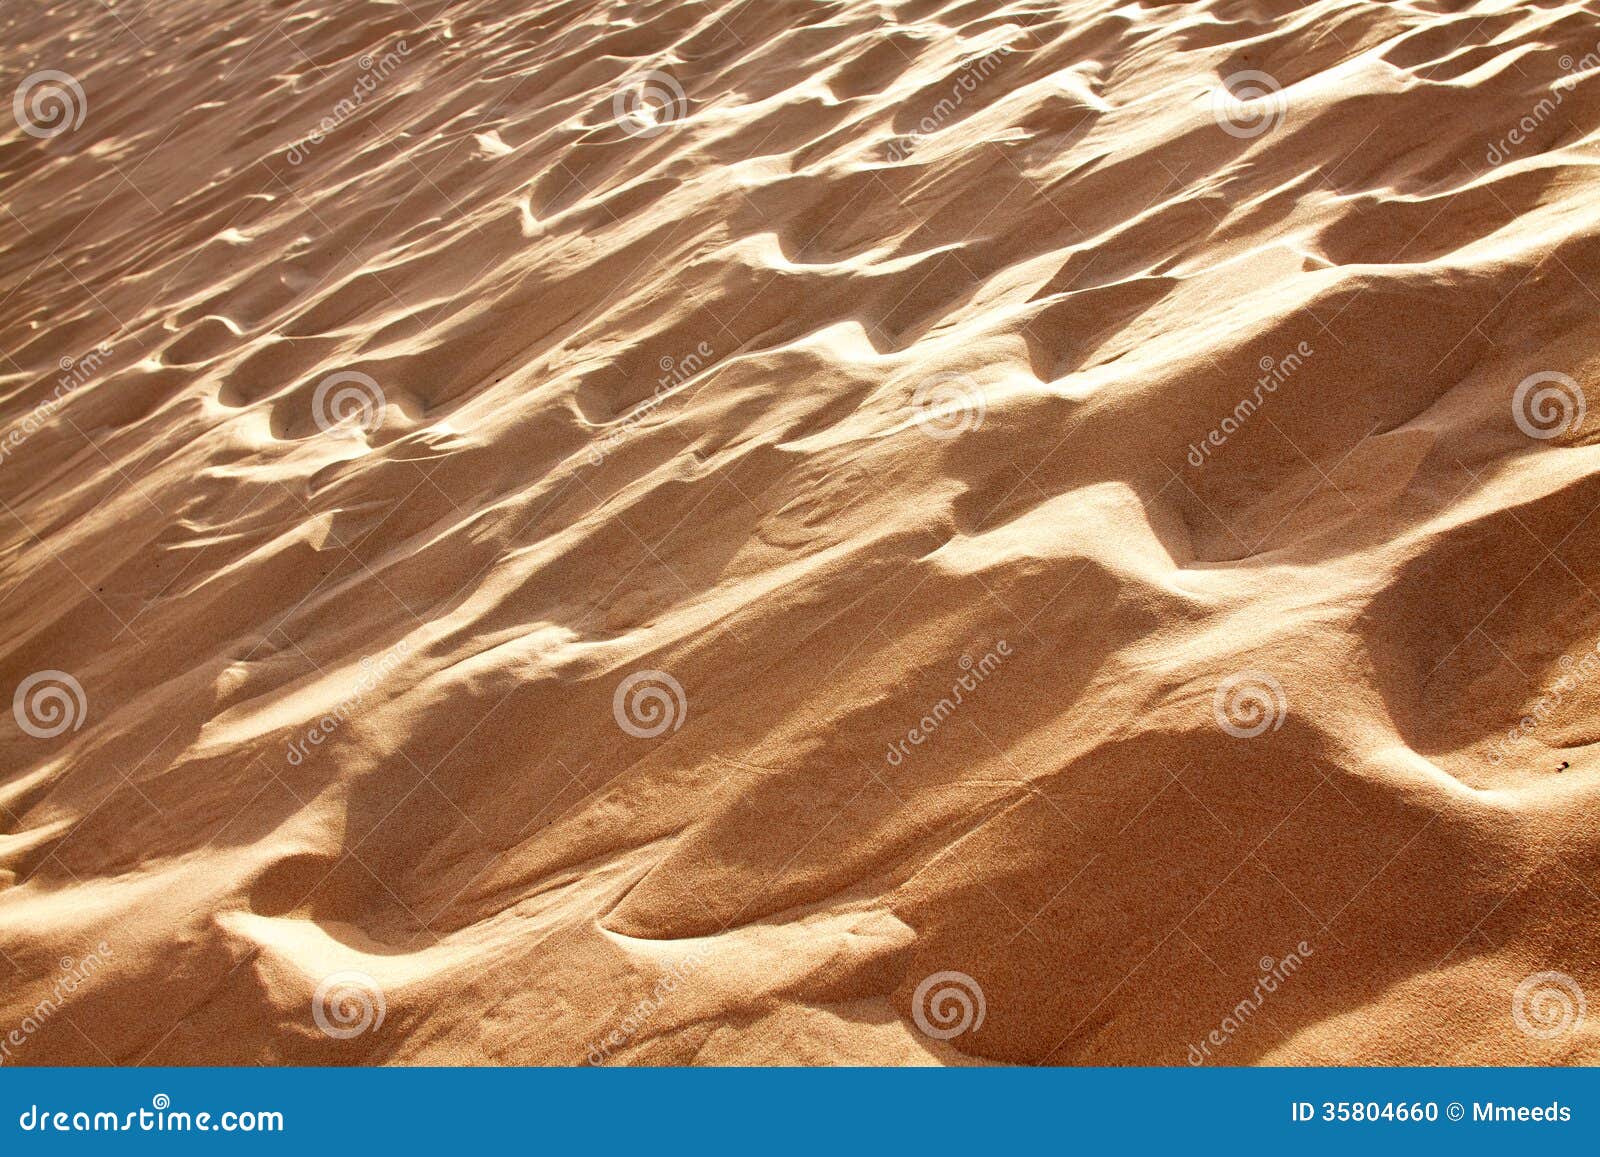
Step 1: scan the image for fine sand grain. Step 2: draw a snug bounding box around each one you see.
[2,0,1599,1065]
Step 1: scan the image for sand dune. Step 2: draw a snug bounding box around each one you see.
[2,0,1599,1064]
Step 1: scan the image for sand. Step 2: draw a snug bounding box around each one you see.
[1,0,1598,1065]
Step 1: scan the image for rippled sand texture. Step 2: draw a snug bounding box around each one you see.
[4,0,1600,1065]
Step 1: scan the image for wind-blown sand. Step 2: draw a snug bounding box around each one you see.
[2,0,1599,1065]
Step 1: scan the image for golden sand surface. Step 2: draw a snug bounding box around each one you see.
[2,0,1598,1064]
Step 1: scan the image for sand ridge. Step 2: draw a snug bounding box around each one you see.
[1,0,1599,1064]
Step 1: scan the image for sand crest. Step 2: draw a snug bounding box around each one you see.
[2,0,1598,1064]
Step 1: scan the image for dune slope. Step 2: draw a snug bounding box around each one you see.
[3,0,1600,1064]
